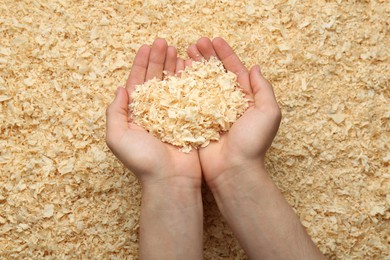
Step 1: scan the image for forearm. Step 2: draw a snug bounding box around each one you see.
[139,178,203,260]
[209,162,325,260]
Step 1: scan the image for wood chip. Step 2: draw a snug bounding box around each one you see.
[1,0,388,258]
[130,57,248,152]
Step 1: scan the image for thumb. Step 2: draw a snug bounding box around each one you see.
[250,65,278,108]
[111,87,129,113]
[106,87,130,146]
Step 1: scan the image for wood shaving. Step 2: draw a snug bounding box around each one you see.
[1,0,389,259]
[130,57,248,152]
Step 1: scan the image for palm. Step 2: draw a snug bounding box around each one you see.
[186,37,281,182]
[120,123,200,181]
[106,39,201,184]
[199,106,277,181]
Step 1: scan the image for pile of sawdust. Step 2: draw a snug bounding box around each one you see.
[0,0,388,259]
[130,57,248,152]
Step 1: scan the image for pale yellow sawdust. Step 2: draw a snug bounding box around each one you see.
[130,57,248,152]
[0,0,389,259]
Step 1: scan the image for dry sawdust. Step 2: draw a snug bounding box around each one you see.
[130,57,248,152]
[0,0,389,259]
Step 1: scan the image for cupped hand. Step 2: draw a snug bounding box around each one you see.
[187,37,282,186]
[106,39,202,187]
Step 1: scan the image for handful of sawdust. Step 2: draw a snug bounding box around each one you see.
[130,57,248,152]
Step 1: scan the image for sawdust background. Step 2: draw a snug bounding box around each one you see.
[0,0,389,259]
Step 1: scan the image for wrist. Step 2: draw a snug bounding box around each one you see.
[141,175,202,211]
[206,159,275,215]
[140,163,202,189]
[206,158,269,193]
[206,160,325,260]
[139,174,204,260]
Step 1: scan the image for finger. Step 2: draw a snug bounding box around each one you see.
[212,37,252,96]
[250,65,279,109]
[106,87,130,146]
[126,45,151,95]
[145,38,168,81]
[164,46,177,77]
[184,58,193,68]
[175,57,185,76]
[187,44,203,61]
[196,37,217,60]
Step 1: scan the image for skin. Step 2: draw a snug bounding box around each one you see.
[107,40,201,185]
[187,37,282,186]
[187,37,325,260]
[106,37,325,259]
[106,39,203,260]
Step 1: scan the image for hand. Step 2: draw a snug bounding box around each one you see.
[106,38,202,188]
[187,38,325,260]
[107,39,204,259]
[187,37,282,187]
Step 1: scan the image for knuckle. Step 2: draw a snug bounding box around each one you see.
[235,67,249,77]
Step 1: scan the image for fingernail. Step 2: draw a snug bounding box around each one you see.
[256,65,262,74]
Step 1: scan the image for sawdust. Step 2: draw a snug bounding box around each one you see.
[130,57,248,152]
[1,0,389,259]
